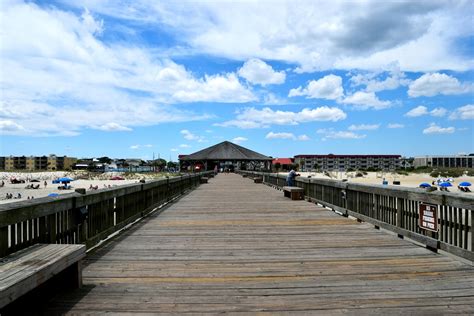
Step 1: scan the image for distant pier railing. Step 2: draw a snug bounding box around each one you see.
[238,170,474,261]
[0,172,212,257]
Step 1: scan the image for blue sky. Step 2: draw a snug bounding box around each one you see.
[0,0,473,160]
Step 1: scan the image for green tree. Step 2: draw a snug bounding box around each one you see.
[153,158,167,170]
[98,156,112,164]
[167,161,178,169]
[290,163,300,171]
[274,162,281,172]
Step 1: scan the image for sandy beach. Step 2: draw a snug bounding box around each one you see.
[0,171,173,205]
[1,170,472,205]
[280,171,474,191]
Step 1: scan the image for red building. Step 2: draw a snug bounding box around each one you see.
[272,158,294,171]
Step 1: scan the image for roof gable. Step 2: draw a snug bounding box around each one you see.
[180,141,272,161]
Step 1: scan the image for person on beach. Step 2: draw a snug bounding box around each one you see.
[286,168,300,186]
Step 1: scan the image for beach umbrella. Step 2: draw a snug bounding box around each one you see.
[439,182,452,187]
[57,177,74,183]
[48,193,59,197]
[459,181,471,187]
[419,183,431,188]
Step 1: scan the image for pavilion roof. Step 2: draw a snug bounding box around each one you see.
[180,141,272,161]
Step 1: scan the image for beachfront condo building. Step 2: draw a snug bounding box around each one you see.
[294,154,401,172]
[0,155,77,171]
[413,155,474,169]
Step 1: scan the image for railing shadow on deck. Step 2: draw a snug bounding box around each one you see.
[0,172,213,257]
[237,170,474,262]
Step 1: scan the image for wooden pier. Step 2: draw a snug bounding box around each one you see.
[42,173,474,314]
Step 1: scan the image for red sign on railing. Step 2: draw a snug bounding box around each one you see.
[419,203,438,232]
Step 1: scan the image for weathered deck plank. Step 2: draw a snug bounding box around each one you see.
[45,173,474,314]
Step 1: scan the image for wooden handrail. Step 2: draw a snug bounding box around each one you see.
[0,172,213,257]
[237,170,474,261]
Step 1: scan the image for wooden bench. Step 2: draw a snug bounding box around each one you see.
[200,177,208,184]
[253,177,263,184]
[0,244,86,309]
[283,186,304,200]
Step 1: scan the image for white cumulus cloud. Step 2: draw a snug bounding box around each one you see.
[129,144,153,150]
[449,104,474,120]
[405,106,429,117]
[79,1,473,72]
[238,58,285,85]
[289,75,343,100]
[430,107,447,117]
[405,105,448,118]
[0,2,253,136]
[408,73,474,97]
[0,120,25,133]
[215,106,346,129]
[96,122,132,132]
[349,67,410,92]
[265,132,309,141]
[348,124,380,131]
[422,123,455,134]
[180,130,199,141]
[231,136,248,144]
[342,91,391,110]
[317,129,366,140]
[266,132,296,140]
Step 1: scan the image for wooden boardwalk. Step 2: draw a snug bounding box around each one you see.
[45,174,474,314]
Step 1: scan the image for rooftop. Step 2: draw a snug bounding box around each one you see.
[180,141,272,161]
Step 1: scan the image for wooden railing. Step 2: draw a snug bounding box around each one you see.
[238,170,474,261]
[0,173,212,257]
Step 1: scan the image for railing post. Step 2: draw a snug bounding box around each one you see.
[0,226,8,257]
[471,209,473,252]
[396,197,404,239]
